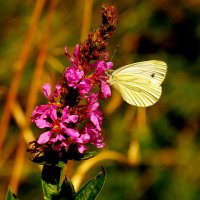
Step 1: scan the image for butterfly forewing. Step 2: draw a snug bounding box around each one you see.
[112,60,167,85]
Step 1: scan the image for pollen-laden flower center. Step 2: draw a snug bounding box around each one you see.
[52,120,62,134]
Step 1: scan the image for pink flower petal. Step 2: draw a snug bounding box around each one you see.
[61,106,78,123]
[77,144,86,154]
[82,123,105,148]
[77,78,92,96]
[50,134,65,142]
[96,142,105,148]
[49,107,57,122]
[64,128,80,139]
[82,133,90,141]
[42,83,51,100]
[73,44,80,58]
[65,46,74,63]
[90,114,101,131]
[100,80,111,98]
[37,131,51,144]
[66,115,78,123]
[35,118,52,129]
[52,84,61,99]
[94,60,113,75]
[65,67,84,88]
[61,106,70,119]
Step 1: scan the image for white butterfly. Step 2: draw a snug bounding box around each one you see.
[108,60,167,107]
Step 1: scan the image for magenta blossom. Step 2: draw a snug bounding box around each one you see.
[86,93,103,131]
[31,104,55,125]
[31,45,113,156]
[76,133,91,153]
[83,122,105,148]
[77,78,92,97]
[100,80,111,98]
[93,60,113,98]
[65,66,84,88]
[29,3,118,160]
[31,83,61,125]
[76,122,105,154]
[93,60,113,75]
[35,106,80,150]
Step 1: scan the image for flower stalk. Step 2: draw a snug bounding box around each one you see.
[25,4,118,200]
[28,4,118,165]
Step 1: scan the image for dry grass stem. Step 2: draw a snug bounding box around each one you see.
[0,0,46,151]
[80,0,94,41]
[9,0,58,193]
[71,150,130,191]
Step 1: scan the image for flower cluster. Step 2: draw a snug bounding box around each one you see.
[29,4,118,161]
[31,46,112,154]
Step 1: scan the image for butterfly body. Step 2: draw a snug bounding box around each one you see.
[108,60,167,107]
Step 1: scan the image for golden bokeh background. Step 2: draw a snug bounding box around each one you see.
[0,0,200,199]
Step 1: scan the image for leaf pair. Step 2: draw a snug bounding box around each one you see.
[6,168,105,200]
[42,168,105,200]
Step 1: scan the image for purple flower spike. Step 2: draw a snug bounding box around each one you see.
[30,3,118,158]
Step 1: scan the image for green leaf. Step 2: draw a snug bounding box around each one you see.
[80,151,97,160]
[42,179,59,200]
[41,165,75,200]
[75,168,106,200]
[42,165,75,200]
[56,161,66,168]
[51,178,75,200]
[6,188,19,200]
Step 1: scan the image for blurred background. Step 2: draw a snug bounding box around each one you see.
[0,0,200,199]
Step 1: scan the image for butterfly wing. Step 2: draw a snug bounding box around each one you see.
[109,60,167,107]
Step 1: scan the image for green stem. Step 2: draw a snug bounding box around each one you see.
[42,164,65,187]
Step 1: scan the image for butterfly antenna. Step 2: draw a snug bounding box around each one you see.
[110,44,119,61]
